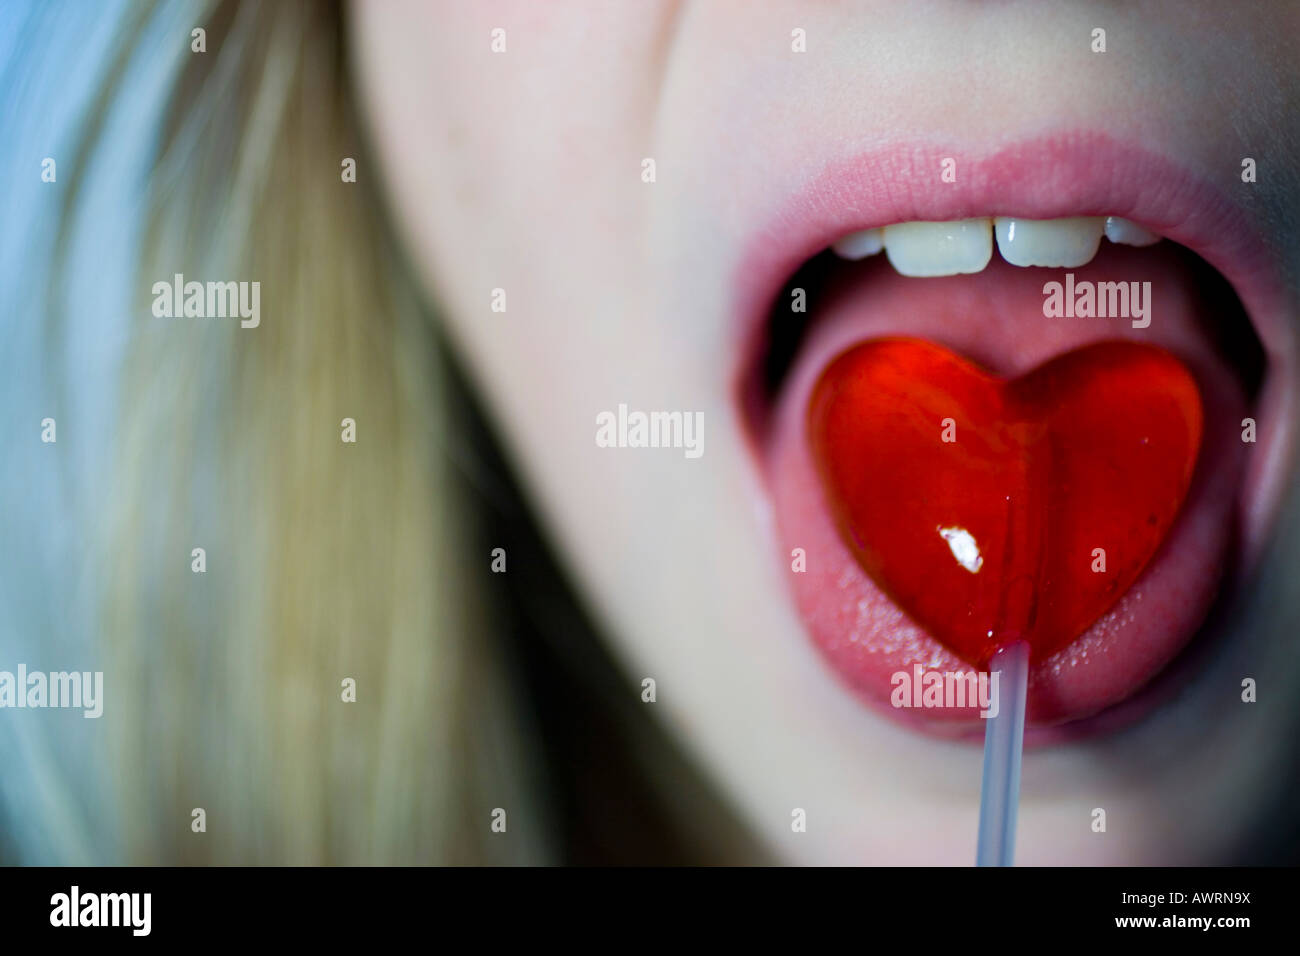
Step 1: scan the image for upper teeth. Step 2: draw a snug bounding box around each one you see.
[994,217,1102,268]
[1103,215,1160,247]
[832,216,1160,277]
[883,220,992,277]
[830,227,884,260]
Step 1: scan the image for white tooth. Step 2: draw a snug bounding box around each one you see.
[1104,216,1161,247]
[994,216,1104,268]
[882,219,992,277]
[831,227,884,260]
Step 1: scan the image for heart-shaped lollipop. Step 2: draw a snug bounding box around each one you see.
[808,337,1202,666]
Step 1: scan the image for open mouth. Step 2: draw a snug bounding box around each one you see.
[733,132,1294,738]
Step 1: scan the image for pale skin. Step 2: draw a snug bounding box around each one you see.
[349,1,1300,863]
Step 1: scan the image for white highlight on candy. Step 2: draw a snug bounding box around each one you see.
[939,526,984,574]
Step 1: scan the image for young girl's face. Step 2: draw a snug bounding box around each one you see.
[350,1,1300,863]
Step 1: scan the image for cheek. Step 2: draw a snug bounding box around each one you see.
[350,0,671,332]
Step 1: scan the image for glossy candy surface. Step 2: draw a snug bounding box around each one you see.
[808,337,1203,666]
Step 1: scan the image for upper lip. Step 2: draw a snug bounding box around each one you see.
[732,129,1295,566]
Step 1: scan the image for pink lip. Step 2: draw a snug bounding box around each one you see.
[732,131,1296,738]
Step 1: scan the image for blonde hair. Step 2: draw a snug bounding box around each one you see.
[11,0,766,866]
[47,0,549,864]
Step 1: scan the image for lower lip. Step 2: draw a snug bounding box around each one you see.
[764,247,1249,735]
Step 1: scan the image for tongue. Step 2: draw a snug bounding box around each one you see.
[768,241,1250,725]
